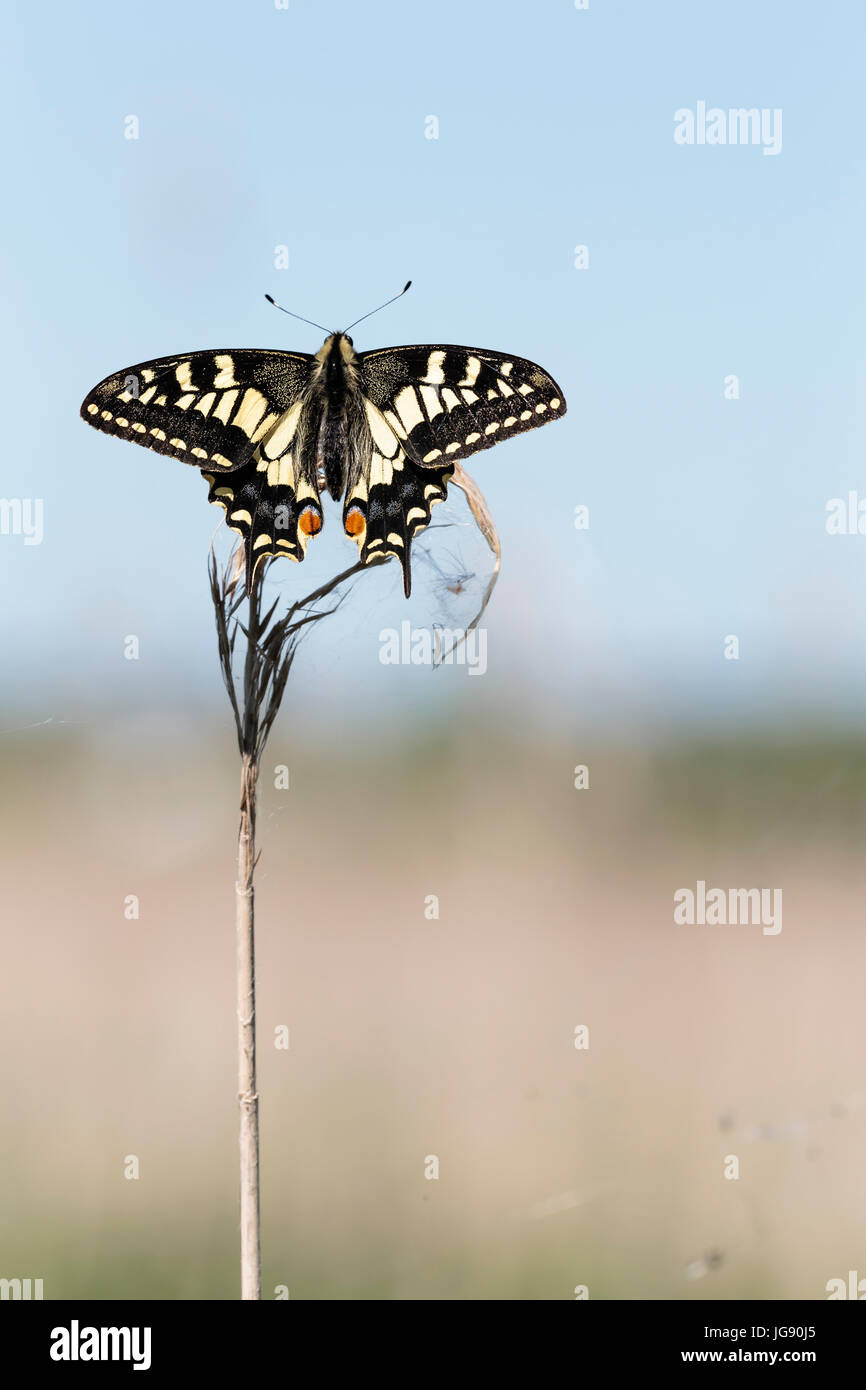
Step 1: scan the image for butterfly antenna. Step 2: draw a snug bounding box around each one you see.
[343,281,412,335]
[264,294,332,335]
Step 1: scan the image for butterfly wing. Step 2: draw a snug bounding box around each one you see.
[352,345,566,593]
[81,348,323,583]
[331,391,449,596]
[80,348,311,471]
[359,344,566,469]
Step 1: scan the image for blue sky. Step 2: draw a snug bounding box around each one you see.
[2,0,865,731]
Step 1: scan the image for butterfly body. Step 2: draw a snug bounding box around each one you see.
[81,327,566,595]
[310,333,368,504]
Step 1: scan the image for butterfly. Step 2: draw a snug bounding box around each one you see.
[80,293,567,595]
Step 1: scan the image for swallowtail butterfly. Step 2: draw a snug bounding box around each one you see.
[80,295,566,595]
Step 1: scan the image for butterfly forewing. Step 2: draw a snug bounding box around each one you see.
[359,345,567,471]
[80,348,311,473]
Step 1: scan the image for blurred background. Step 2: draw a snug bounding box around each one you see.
[1,0,865,1299]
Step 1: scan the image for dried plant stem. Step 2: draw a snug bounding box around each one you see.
[209,545,382,1300]
[211,520,495,1295]
[236,749,260,1300]
[208,470,499,1294]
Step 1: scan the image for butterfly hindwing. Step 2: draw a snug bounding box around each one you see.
[359,344,567,470]
[80,348,311,473]
[203,451,322,571]
[340,410,451,595]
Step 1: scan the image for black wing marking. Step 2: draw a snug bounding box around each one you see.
[80,348,312,473]
[359,344,567,470]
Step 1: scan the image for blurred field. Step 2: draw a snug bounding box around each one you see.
[1,714,865,1300]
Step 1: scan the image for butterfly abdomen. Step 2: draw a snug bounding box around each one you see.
[315,409,347,499]
[309,332,366,500]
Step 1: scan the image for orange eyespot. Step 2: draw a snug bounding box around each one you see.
[344,507,366,538]
[298,507,322,536]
